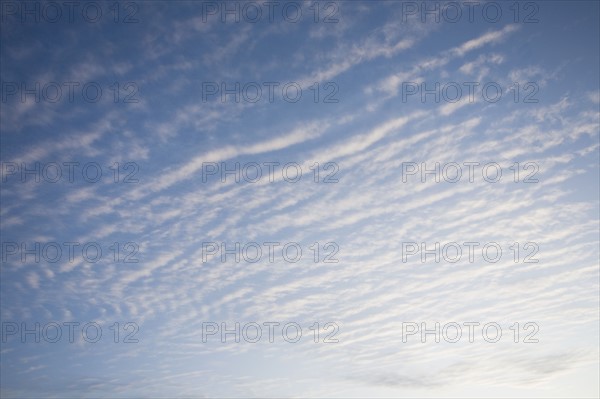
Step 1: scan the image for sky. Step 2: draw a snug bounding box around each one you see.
[0,0,599,397]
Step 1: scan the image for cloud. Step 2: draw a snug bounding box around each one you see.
[144,121,327,194]
[451,24,520,57]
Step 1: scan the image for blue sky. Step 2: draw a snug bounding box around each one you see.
[1,0,599,397]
